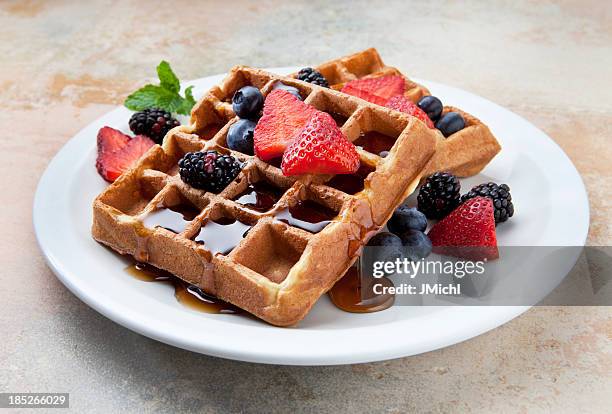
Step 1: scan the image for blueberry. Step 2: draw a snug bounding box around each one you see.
[227,119,256,155]
[379,150,390,158]
[435,112,465,138]
[232,86,264,119]
[366,232,404,264]
[417,95,443,121]
[388,205,428,234]
[272,81,302,100]
[399,230,432,261]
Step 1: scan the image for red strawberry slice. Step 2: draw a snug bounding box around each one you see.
[97,126,130,156]
[341,75,405,106]
[253,89,318,161]
[428,196,499,260]
[386,95,434,129]
[96,132,155,183]
[281,112,360,176]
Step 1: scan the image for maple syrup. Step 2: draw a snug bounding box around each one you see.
[234,180,284,212]
[194,217,252,255]
[126,263,239,314]
[353,130,397,155]
[329,112,349,127]
[328,266,395,313]
[274,200,337,233]
[326,163,374,195]
[142,202,200,234]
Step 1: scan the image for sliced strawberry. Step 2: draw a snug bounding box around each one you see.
[96,135,155,182]
[253,89,318,161]
[427,196,499,260]
[97,126,130,156]
[341,76,405,106]
[281,112,360,176]
[386,95,434,128]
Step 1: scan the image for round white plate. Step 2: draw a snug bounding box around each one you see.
[33,67,589,365]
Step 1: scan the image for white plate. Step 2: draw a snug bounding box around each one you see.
[33,67,589,365]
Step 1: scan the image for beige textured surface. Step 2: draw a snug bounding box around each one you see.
[1,0,611,413]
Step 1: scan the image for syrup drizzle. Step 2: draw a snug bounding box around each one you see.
[326,164,375,195]
[274,200,337,233]
[142,203,200,234]
[234,180,284,212]
[194,217,252,255]
[328,265,395,313]
[126,262,239,314]
[353,130,397,155]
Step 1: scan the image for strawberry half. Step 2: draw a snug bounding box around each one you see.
[386,95,434,128]
[427,196,499,260]
[97,126,130,156]
[281,112,360,176]
[341,75,405,106]
[253,89,318,161]
[96,128,155,183]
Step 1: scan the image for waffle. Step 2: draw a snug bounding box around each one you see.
[294,48,501,177]
[92,66,439,326]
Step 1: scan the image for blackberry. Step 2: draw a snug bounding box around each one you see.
[297,67,329,88]
[178,151,242,193]
[417,172,461,219]
[461,182,514,224]
[129,108,180,144]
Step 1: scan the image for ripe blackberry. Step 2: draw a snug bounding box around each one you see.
[417,172,461,220]
[129,108,180,144]
[297,67,329,88]
[461,182,514,224]
[178,151,242,193]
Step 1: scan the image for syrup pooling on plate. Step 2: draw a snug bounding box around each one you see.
[274,200,337,233]
[142,202,200,234]
[328,265,395,313]
[194,217,252,255]
[126,263,239,314]
[353,130,397,155]
[233,180,285,212]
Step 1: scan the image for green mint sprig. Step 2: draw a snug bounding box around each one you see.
[124,61,196,115]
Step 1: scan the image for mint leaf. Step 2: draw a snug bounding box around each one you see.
[157,61,180,93]
[124,61,196,115]
[177,85,196,115]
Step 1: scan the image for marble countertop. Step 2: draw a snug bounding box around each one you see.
[1,1,610,412]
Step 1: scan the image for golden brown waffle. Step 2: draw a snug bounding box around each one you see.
[92,66,439,326]
[296,48,501,177]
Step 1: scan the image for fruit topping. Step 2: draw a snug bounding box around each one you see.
[417,96,443,121]
[388,205,428,234]
[128,108,180,145]
[231,86,264,120]
[296,67,329,87]
[428,197,499,260]
[281,112,360,176]
[96,126,130,156]
[227,119,256,155]
[341,75,405,106]
[417,172,461,220]
[178,150,242,193]
[366,232,404,264]
[271,81,302,100]
[435,112,466,137]
[385,95,434,128]
[462,182,514,224]
[399,229,432,261]
[379,150,390,158]
[96,127,155,183]
[253,89,317,161]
